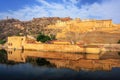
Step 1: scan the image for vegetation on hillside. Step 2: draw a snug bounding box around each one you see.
[0,17,71,40]
[0,39,6,44]
[37,32,56,43]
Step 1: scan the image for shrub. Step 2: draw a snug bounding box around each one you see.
[37,33,52,43]
[0,40,6,44]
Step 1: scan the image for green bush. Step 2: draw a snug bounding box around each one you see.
[37,33,53,43]
[0,40,6,44]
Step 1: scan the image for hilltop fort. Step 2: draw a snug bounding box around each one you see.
[44,18,120,43]
[0,17,120,43]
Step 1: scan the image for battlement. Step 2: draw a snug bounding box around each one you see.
[46,18,112,29]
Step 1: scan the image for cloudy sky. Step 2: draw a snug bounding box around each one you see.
[0,0,120,23]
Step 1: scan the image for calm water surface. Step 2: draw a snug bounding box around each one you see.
[0,49,120,80]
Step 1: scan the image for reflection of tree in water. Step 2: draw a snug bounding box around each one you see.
[7,61,20,65]
[26,57,55,67]
[0,49,21,65]
[0,49,7,63]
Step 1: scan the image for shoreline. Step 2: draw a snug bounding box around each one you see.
[2,40,120,54]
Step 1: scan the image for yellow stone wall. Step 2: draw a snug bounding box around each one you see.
[45,18,113,39]
[7,36,84,53]
[7,36,25,49]
[23,43,84,52]
[52,41,71,45]
[7,36,104,53]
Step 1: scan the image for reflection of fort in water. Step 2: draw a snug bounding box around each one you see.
[7,50,120,71]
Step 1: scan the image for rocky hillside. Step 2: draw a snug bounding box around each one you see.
[0,17,72,40]
[0,19,21,39]
[1,17,120,44]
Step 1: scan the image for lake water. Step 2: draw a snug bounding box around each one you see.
[0,49,120,80]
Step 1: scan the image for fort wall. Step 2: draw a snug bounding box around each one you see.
[45,19,113,40]
[7,36,25,49]
[23,43,84,52]
[7,36,103,53]
[7,36,84,53]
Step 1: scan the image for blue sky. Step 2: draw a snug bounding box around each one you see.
[0,0,36,12]
[0,0,120,23]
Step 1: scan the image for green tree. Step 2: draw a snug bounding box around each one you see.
[37,33,51,43]
[0,40,6,44]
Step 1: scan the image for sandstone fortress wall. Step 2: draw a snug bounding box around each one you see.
[44,18,120,43]
[7,36,102,53]
[7,36,83,52]
[45,18,112,39]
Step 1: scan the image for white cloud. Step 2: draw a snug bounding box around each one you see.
[0,0,120,23]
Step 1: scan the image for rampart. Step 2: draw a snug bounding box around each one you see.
[23,43,84,52]
[7,36,84,53]
[45,18,113,39]
[7,36,102,53]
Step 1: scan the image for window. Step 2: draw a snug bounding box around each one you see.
[8,43,12,46]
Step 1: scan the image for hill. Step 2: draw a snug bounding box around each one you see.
[0,17,71,40]
[0,17,120,44]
